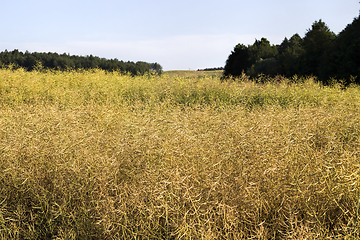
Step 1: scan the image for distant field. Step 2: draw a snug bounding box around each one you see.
[0,68,359,239]
[164,69,223,78]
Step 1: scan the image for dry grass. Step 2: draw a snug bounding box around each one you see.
[0,68,359,239]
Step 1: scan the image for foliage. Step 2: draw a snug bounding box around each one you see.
[300,20,336,77]
[320,15,360,83]
[248,38,278,64]
[151,62,163,74]
[198,67,224,71]
[223,17,360,84]
[223,44,251,77]
[0,50,163,75]
[1,69,360,239]
[277,34,304,77]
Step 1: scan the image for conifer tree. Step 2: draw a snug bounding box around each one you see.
[300,20,336,76]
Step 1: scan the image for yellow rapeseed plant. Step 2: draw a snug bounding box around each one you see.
[0,68,359,239]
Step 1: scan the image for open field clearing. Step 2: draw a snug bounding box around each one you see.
[0,68,360,239]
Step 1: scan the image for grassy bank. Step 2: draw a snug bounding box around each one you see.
[0,69,359,239]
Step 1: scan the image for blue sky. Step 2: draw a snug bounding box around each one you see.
[1,0,359,70]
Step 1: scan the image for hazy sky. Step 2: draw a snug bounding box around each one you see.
[1,0,359,70]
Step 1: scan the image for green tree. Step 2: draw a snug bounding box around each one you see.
[0,50,161,76]
[277,34,304,77]
[223,43,251,78]
[320,15,360,84]
[247,38,278,77]
[223,38,278,78]
[24,51,37,70]
[248,38,278,64]
[300,20,336,76]
[151,62,163,74]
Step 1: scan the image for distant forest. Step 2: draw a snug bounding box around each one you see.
[0,50,163,75]
[224,15,360,85]
[197,67,224,71]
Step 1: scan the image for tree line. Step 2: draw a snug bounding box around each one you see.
[197,67,224,71]
[0,50,163,75]
[223,15,360,85]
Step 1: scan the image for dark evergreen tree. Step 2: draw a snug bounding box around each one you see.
[300,20,336,76]
[277,34,304,77]
[247,38,278,77]
[223,18,358,83]
[248,38,278,64]
[320,15,360,84]
[248,58,278,77]
[0,50,162,76]
[24,51,37,70]
[223,38,279,78]
[223,43,251,78]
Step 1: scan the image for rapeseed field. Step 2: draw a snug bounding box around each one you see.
[0,68,359,239]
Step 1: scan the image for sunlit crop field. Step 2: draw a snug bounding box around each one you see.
[0,68,359,239]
